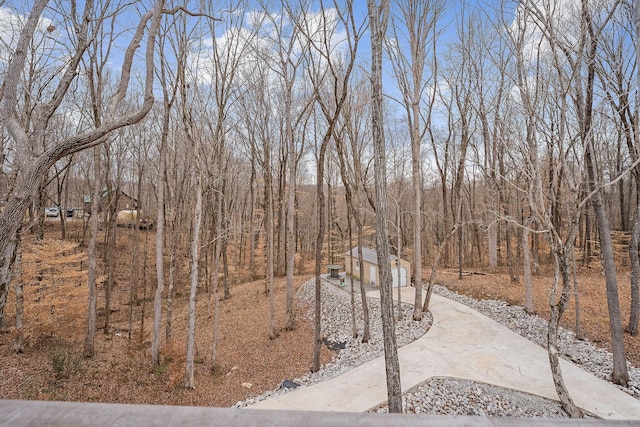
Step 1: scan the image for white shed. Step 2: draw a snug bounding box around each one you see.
[344,247,411,288]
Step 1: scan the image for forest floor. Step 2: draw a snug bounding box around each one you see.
[0,220,639,407]
[0,220,331,407]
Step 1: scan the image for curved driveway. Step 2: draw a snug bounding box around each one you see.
[247,287,640,420]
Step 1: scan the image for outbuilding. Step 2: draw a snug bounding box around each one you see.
[344,247,411,288]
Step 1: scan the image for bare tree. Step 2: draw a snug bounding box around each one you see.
[0,0,165,324]
[83,147,100,358]
[181,78,205,390]
[259,0,313,330]
[594,1,640,335]
[333,71,373,342]
[297,0,364,372]
[387,0,444,320]
[151,14,181,368]
[237,40,278,338]
[185,174,203,389]
[422,11,475,312]
[367,0,402,413]
[525,0,629,386]
[630,0,640,335]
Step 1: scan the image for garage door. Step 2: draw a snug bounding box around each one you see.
[369,264,377,286]
[391,267,407,288]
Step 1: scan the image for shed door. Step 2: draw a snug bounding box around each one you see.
[369,264,377,286]
[392,267,408,288]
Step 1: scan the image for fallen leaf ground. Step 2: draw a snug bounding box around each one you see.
[0,221,331,407]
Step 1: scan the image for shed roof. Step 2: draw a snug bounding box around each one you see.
[345,247,398,266]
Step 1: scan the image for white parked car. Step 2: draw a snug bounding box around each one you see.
[45,207,59,217]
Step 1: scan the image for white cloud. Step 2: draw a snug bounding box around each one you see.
[0,6,55,57]
[509,0,582,67]
[188,6,350,97]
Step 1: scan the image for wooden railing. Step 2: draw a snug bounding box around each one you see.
[0,399,634,426]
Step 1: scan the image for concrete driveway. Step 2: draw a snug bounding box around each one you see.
[248,287,640,420]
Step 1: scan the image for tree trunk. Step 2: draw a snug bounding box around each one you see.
[104,196,117,335]
[211,293,220,366]
[412,155,423,319]
[222,241,230,300]
[582,207,592,267]
[368,0,402,413]
[249,153,257,278]
[571,247,583,340]
[585,141,629,385]
[423,225,458,312]
[506,222,517,283]
[83,147,101,358]
[627,196,640,335]
[128,199,141,341]
[357,226,370,343]
[12,240,23,353]
[488,221,498,272]
[264,139,277,340]
[522,219,533,314]
[627,0,640,335]
[185,179,203,389]
[285,113,296,330]
[165,222,176,343]
[151,127,166,368]
[548,249,583,418]
[457,223,463,279]
[396,205,402,319]
[222,186,231,300]
[334,129,365,339]
[312,140,329,373]
[347,208,357,338]
[138,230,149,344]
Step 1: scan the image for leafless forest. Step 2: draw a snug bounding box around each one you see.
[0,0,639,416]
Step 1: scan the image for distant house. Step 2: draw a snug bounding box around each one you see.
[344,247,411,288]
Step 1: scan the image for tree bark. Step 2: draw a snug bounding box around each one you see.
[571,246,583,340]
[151,119,167,368]
[185,179,203,389]
[628,197,640,335]
[12,240,23,354]
[586,155,629,384]
[488,220,498,272]
[165,222,176,343]
[522,219,534,314]
[83,147,101,358]
[396,206,402,319]
[312,138,329,373]
[548,247,583,418]
[357,228,370,343]
[285,79,296,330]
[368,0,402,413]
[263,129,277,340]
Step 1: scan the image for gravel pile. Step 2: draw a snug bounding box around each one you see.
[396,378,573,417]
[239,280,640,418]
